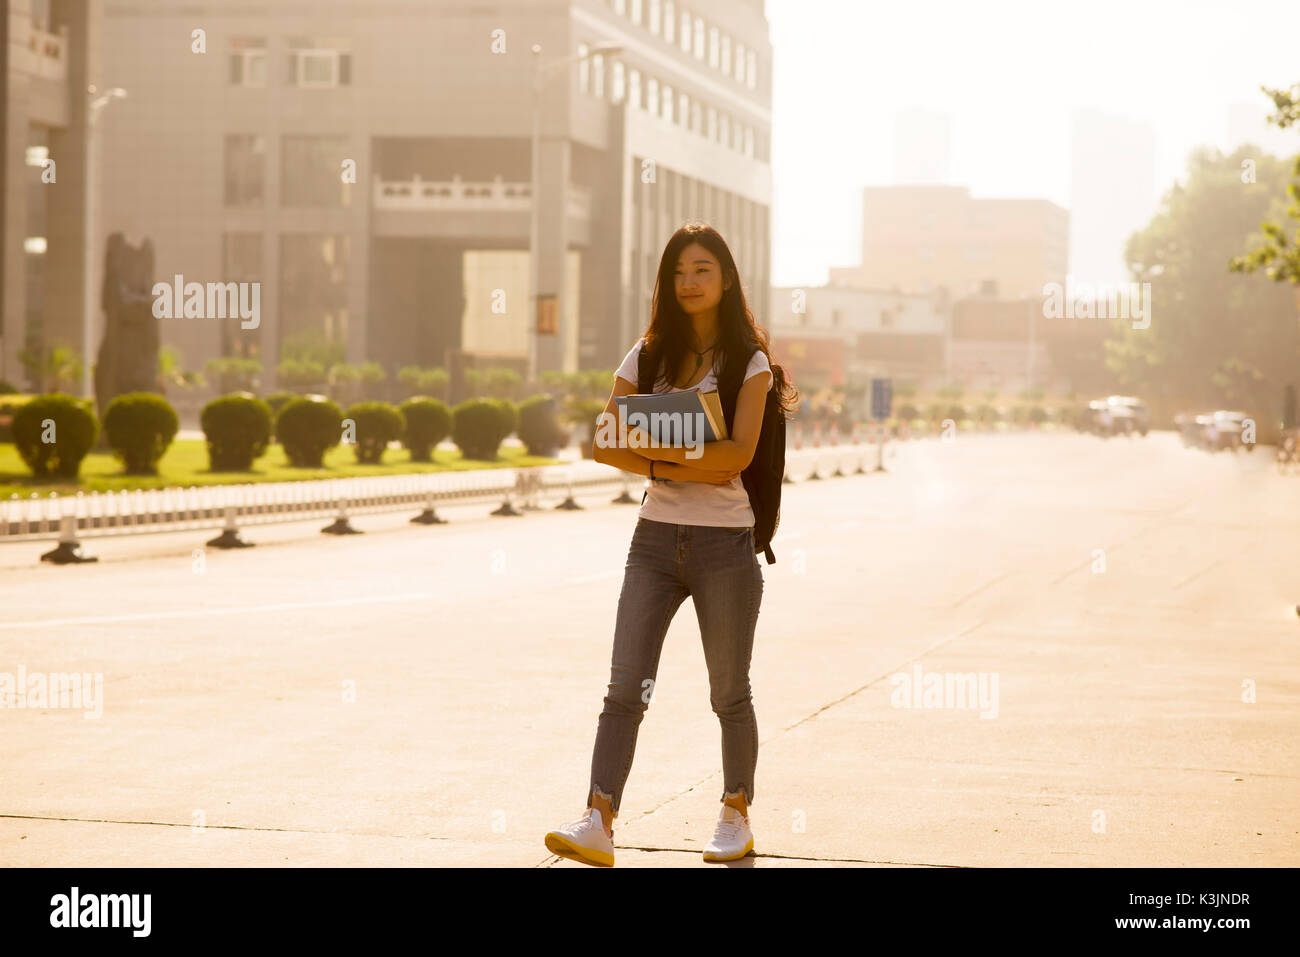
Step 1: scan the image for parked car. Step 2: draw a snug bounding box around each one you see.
[1079,399,1112,435]
[1210,410,1254,452]
[1106,395,1150,436]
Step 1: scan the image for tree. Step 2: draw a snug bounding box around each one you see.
[1229,83,1300,284]
[1107,146,1300,419]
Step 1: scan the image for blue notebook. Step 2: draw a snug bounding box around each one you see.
[613,388,728,446]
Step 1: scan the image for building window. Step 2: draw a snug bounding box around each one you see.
[224,134,265,207]
[592,53,605,98]
[280,233,349,363]
[577,43,589,92]
[691,100,702,135]
[286,38,352,87]
[649,0,661,34]
[832,309,842,327]
[664,1,675,43]
[613,0,626,15]
[706,106,716,141]
[679,91,689,127]
[680,10,691,53]
[693,17,704,59]
[222,233,262,358]
[646,77,659,116]
[661,84,673,122]
[746,49,756,89]
[720,113,730,149]
[229,37,267,87]
[630,0,642,24]
[281,135,351,207]
[708,26,718,68]
[628,67,641,109]
[735,43,745,82]
[612,60,625,102]
[721,34,731,75]
[743,126,753,156]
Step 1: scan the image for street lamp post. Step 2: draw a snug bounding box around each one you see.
[527,42,621,386]
[82,85,127,399]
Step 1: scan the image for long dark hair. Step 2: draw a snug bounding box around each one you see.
[641,222,799,419]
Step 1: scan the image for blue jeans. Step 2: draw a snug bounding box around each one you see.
[588,517,764,819]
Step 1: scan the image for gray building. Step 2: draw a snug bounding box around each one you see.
[94,0,772,397]
[1,0,99,389]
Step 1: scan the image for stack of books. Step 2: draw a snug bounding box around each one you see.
[612,388,728,446]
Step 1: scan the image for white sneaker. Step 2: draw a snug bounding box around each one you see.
[544,808,615,867]
[702,805,754,862]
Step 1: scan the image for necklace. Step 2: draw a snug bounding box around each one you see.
[688,338,717,370]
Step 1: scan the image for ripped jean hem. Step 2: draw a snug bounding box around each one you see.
[722,786,753,806]
[588,785,619,819]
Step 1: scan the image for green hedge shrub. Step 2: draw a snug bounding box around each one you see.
[11,394,99,478]
[103,392,179,475]
[517,394,567,456]
[490,398,517,442]
[399,397,451,461]
[344,401,405,465]
[201,393,273,471]
[264,391,298,416]
[452,398,505,460]
[0,393,35,443]
[276,396,342,467]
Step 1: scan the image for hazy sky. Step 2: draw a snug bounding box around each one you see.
[767,0,1300,286]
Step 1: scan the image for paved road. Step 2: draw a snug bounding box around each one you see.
[1,431,1296,867]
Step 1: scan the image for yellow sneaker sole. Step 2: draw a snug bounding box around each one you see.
[703,837,754,862]
[544,831,615,867]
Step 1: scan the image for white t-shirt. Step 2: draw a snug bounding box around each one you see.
[614,337,773,527]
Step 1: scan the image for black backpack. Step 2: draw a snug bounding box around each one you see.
[637,340,785,564]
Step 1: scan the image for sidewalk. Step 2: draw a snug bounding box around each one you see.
[1,432,1296,866]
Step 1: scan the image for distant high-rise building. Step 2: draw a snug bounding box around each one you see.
[893,108,949,185]
[1069,109,1156,288]
[828,185,1068,301]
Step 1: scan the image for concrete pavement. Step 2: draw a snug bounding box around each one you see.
[1,431,1296,866]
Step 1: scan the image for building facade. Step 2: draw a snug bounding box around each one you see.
[829,184,1068,302]
[769,283,948,392]
[93,0,772,396]
[0,0,98,388]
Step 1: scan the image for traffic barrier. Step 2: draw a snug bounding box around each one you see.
[1,445,871,555]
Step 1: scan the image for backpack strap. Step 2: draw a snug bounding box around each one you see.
[636,339,657,396]
[718,341,761,435]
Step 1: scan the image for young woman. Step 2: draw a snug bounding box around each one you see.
[544,223,798,867]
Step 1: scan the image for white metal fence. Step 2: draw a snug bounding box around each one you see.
[2,442,874,545]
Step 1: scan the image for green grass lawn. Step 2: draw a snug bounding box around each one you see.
[0,439,563,499]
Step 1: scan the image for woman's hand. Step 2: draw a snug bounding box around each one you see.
[659,462,742,484]
[626,425,673,460]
